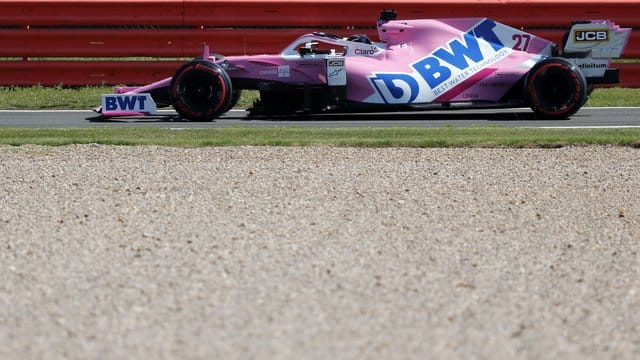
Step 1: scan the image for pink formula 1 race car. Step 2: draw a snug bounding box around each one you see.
[96,10,630,121]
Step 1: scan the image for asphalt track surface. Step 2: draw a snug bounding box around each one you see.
[1,107,640,128]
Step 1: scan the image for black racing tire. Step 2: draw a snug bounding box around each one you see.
[525,58,587,120]
[170,60,232,122]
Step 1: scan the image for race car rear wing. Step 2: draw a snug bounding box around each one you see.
[563,20,630,58]
[562,20,630,84]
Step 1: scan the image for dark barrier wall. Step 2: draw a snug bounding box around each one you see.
[1,0,638,86]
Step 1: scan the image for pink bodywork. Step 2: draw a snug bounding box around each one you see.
[216,17,554,103]
[103,16,558,117]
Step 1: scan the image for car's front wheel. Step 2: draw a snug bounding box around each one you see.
[170,60,232,121]
[525,58,587,120]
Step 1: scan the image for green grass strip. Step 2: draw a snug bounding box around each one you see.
[1,127,639,148]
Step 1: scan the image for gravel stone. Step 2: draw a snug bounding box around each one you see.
[1,145,638,359]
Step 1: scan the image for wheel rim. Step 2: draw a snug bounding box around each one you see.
[175,68,223,113]
[529,63,581,116]
[531,64,578,114]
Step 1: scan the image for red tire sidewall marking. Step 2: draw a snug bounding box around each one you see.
[191,64,228,114]
[172,63,229,119]
[527,62,581,117]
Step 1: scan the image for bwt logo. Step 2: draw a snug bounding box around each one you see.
[574,30,609,42]
[102,94,157,113]
[105,95,148,111]
[370,19,509,104]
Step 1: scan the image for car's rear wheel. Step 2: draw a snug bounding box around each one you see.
[525,58,587,120]
[170,60,232,121]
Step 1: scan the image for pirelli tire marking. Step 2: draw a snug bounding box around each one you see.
[525,58,587,119]
[170,60,232,122]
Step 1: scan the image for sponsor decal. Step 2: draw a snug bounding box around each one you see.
[259,65,291,78]
[369,19,512,104]
[101,94,156,113]
[278,65,290,78]
[328,59,344,67]
[297,62,323,68]
[327,58,346,86]
[574,30,609,42]
[259,69,277,75]
[578,63,607,69]
[574,58,610,77]
[354,46,380,56]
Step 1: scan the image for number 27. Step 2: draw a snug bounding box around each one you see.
[512,34,531,51]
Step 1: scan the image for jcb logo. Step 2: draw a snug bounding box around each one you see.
[574,30,609,42]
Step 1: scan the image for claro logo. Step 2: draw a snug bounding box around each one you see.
[354,47,379,56]
[574,30,609,42]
